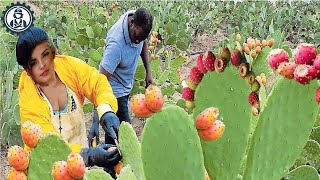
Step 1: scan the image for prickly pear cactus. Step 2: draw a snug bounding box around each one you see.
[284,165,320,180]
[28,134,72,180]
[310,126,320,144]
[118,122,144,180]
[244,79,320,179]
[141,106,205,180]
[193,67,251,180]
[117,164,137,180]
[84,169,114,180]
[293,140,320,171]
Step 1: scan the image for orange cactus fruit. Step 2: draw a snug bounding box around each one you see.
[7,168,27,180]
[145,85,164,112]
[198,120,225,141]
[194,107,219,130]
[21,120,42,148]
[7,145,29,171]
[114,161,123,174]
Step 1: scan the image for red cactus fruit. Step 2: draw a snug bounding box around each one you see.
[267,49,289,70]
[188,66,204,84]
[294,43,317,65]
[221,48,231,62]
[238,63,249,78]
[198,120,225,141]
[230,50,243,67]
[202,51,216,71]
[195,107,219,130]
[248,92,259,106]
[307,65,318,80]
[7,145,29,171]
[196,54,207,74]
[276,62,298,79]
[186,77,197,91]
[66,152,85,179]
[182,87,195,101]
[214,58,226,73]
[294,64,311,84]
[130,94,153,118]
[315,87,320,104]
[52,161,73,180]
[313,55,320,70]
[145,85,164,112]
[7,168,27,180]
[21,120,42,148]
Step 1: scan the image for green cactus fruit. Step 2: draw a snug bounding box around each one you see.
[293,140,320,171]
[284,165,320,180]
[193,67,251,179]
[251,80,260,92]
[141,106,205,180]
[310,126,320,144]
[117,164,138,180]
[118,122,144,180]
[28,134,72,180]
[244,78,320,180]
[84,169,114,180]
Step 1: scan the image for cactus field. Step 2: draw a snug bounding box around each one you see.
[1,1,320,179]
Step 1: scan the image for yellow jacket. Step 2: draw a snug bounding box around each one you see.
[18,55,118,152]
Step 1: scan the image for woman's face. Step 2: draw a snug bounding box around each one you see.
[27,41,55,85]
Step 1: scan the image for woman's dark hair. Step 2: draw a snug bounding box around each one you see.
[16,26,54,69]
[132,8,153,38]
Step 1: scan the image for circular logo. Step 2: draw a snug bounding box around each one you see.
[1,2,34,34]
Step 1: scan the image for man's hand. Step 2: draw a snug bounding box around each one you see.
[100,112,120,139]
[88,109,99,147]
[145,73,154,88]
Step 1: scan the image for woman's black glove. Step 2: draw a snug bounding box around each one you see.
[80,144,121,168]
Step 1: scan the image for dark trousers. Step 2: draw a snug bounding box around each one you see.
[105,95,130,144]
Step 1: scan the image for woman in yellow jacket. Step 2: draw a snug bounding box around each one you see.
[16,26,121,177]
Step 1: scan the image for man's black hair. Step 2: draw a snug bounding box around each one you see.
[132,8,153,38]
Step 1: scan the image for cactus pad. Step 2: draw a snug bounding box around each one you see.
[293,140,320,171]
[84,169,113,180]
[193,67,251,179]
[244,78,320,179]
[310,126,320,144]
[28,134,72,180]
[117,164,137,180]
[118,122,144,180]
[141,106,204,180]
[284,165,320,180]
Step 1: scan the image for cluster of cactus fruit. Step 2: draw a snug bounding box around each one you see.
[7,120,86,180]
[7,121,42,180]
[194,107,225,141]
[148,31,161,60]
[267,43,320,103]
[182,36,271,117]
[130,85,165,118]
[238,33,274,59]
